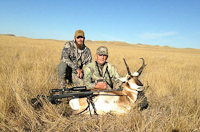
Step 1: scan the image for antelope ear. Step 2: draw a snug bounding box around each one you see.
[118,77,127,82]
[132,72,139,77]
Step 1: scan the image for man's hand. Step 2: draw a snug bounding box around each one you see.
[77,69,83,78]
[94,82,107,90]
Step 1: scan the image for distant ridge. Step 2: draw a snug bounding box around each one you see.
[0,34,198,50]
[0,34,15,36]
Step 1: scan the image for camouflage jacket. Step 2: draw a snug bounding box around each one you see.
[84,61,121,89]
[61,40,92,71]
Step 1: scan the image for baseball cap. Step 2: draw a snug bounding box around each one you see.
[96,46,108,56]
[75,30,85,37]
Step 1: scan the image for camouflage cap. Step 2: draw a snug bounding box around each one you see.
[75,30,85,37]
[96,46,108,56]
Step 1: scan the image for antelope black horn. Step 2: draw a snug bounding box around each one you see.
[137,58,146,76]
[123,58,131,75]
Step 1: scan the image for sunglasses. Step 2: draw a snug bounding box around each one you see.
[77,36,84,39]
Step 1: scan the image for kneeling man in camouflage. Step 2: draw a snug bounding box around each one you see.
[57,30,92,88]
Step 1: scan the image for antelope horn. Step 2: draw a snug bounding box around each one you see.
[123,58,131,75]
[137,58,146,76]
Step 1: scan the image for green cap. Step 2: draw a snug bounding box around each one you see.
[75,30,85,37]
[96,46,108,56]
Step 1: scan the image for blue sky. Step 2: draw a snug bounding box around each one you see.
[1,0,200,49]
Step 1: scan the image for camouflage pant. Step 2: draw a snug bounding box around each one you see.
[57,62,84,87]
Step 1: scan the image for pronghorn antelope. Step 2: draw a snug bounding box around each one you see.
[69,58,146,115]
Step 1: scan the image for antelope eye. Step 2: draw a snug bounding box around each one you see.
[127,76,132,80]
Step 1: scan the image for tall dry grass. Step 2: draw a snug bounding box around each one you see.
[0,35,200,132]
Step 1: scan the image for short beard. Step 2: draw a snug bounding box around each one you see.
[75,40,84,50]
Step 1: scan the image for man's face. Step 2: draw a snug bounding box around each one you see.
[96,54,108,65]
[74,36,84,45]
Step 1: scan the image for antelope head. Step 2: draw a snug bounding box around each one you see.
[119,58,146,91]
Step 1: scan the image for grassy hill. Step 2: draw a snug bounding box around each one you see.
[0,35,200,131]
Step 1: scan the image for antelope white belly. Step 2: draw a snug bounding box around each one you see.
[69,98,81,110]
[92,96,127,114]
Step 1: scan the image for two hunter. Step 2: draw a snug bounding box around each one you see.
[57,29,121,90]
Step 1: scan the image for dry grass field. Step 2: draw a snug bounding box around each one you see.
[0,35,200,132]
